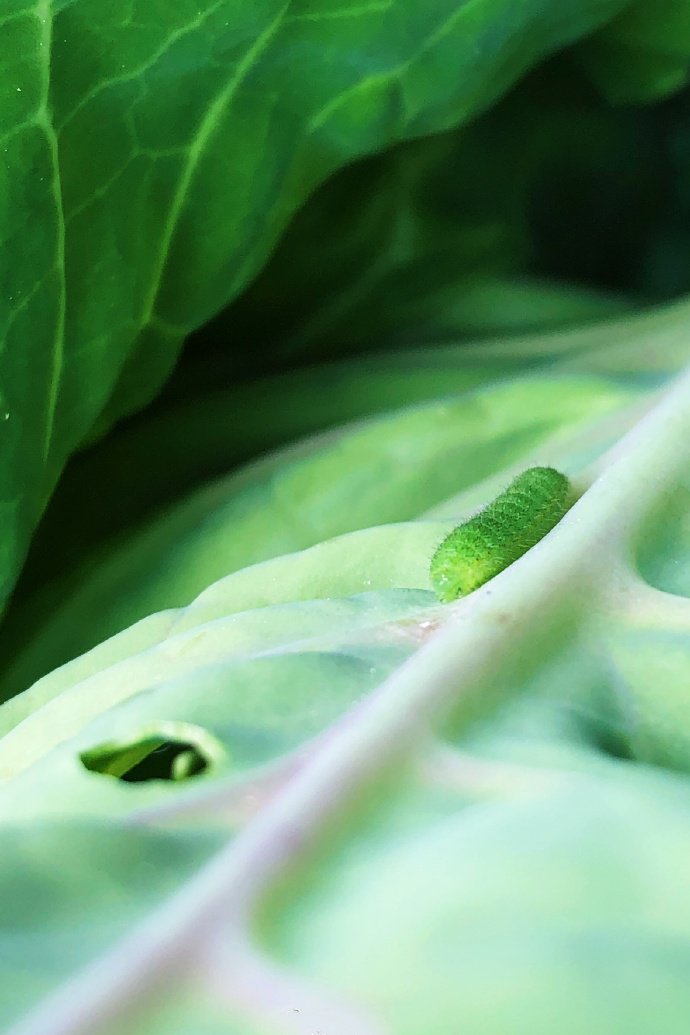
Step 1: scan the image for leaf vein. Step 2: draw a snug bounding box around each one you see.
[34,0,67,471]
[141,1,292,330]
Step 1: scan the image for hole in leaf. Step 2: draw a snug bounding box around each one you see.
[80,727,219,783]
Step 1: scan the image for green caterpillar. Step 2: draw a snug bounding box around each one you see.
[430,467,573,603]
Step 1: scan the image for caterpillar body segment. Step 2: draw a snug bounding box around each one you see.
[430,467,573,603]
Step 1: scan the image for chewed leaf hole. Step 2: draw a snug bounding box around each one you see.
[80,725,223,783]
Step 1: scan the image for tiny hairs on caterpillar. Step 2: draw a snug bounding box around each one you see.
[429,466,573,603]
